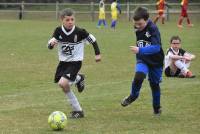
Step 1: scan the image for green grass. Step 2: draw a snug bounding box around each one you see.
[0,19,200,134]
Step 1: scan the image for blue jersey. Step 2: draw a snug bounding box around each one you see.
[135,20,164,67]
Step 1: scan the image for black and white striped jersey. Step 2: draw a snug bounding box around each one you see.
[164,47,186,68]
[48,25,97,62]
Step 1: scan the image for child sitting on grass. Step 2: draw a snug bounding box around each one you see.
[165,36,195,78]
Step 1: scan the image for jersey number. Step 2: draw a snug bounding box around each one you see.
[137,40,151,47]
[62,45,74,55]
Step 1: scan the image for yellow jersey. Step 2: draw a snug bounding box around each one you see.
[99,0,105,19]
[111,2,118,20]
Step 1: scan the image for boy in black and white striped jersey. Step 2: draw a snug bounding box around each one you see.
[47,8,101,118]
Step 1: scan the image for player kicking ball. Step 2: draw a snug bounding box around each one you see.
[165,36,195,78]
[47,8,101,118]
[121,7,164,116]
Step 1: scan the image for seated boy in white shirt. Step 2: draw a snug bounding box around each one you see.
[165,36,196,78]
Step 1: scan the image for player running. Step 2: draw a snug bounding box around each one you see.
[47,8,101,118]
[121,7,164,116]
[177,0,193,28]
[153,0,168,24]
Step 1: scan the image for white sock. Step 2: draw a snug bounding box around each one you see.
[175,60,189,74]
[66,90,82,111]
[74,74,81,84]
[185,61,191,68]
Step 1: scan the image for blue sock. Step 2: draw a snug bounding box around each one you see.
[150,83,161,107]
[103,20,107,26]
[130,72,145,100]
[111,20,117,28]
[97,20,102,27]
[130,80,142,99]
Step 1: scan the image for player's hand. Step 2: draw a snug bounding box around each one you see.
[184,56,192,61]
[130,46,139,54]
[95,54,101,62]
[50,40,58,47]
[49,38,58,48]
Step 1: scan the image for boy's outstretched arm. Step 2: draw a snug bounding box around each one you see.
[117,3,122,14]
[86,34,101,62]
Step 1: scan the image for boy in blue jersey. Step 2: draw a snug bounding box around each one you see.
[121,7,164,115]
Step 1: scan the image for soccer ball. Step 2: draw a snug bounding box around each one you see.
[48,111,67,131]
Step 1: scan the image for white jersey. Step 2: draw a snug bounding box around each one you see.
[165,47,186,69]
[48,25,96,62]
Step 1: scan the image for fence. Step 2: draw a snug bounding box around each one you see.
[0,2,200,21]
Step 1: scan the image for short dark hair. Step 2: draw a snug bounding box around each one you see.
[60,8,75,19]
[170,36,181,43]
[133,7,149,21]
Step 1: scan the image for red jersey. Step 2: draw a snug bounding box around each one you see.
[157,0,165,13]
[181,0,188,7]
[181,0,189,17]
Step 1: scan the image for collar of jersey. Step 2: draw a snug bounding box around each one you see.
[61,25,75,36]
[170,47,179,55]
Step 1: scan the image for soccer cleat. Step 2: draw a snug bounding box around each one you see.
[75,74,85,93]
[121,95,135,107]
[153,106,162,116]
[69,111,84,119]
[178,71,195,78]
[186,71,195,78]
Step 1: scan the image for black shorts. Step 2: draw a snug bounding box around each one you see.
[165,66,181,77]
[54,61,82,83]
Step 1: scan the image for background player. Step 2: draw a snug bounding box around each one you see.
[165,36,195,78]
[178,0,193,28]
[110,0,121,29]
[97,0,107,28]
[153,0,168,24]
[121,7,164,115]
[47,8,101,118]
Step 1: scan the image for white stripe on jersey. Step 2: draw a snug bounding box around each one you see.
[86,34,96,44]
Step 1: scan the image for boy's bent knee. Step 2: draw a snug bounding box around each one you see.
[134,72,146,81]
[58,77,70,93]
[133,72,146,86]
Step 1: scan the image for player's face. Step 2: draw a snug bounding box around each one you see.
[133,19,147,31]
[62,15,75,30]
[171,39,181,51]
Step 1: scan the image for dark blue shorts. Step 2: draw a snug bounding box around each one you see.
[135,62,163,84]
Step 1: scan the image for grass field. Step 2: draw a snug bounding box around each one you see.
[0,19,200,134]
